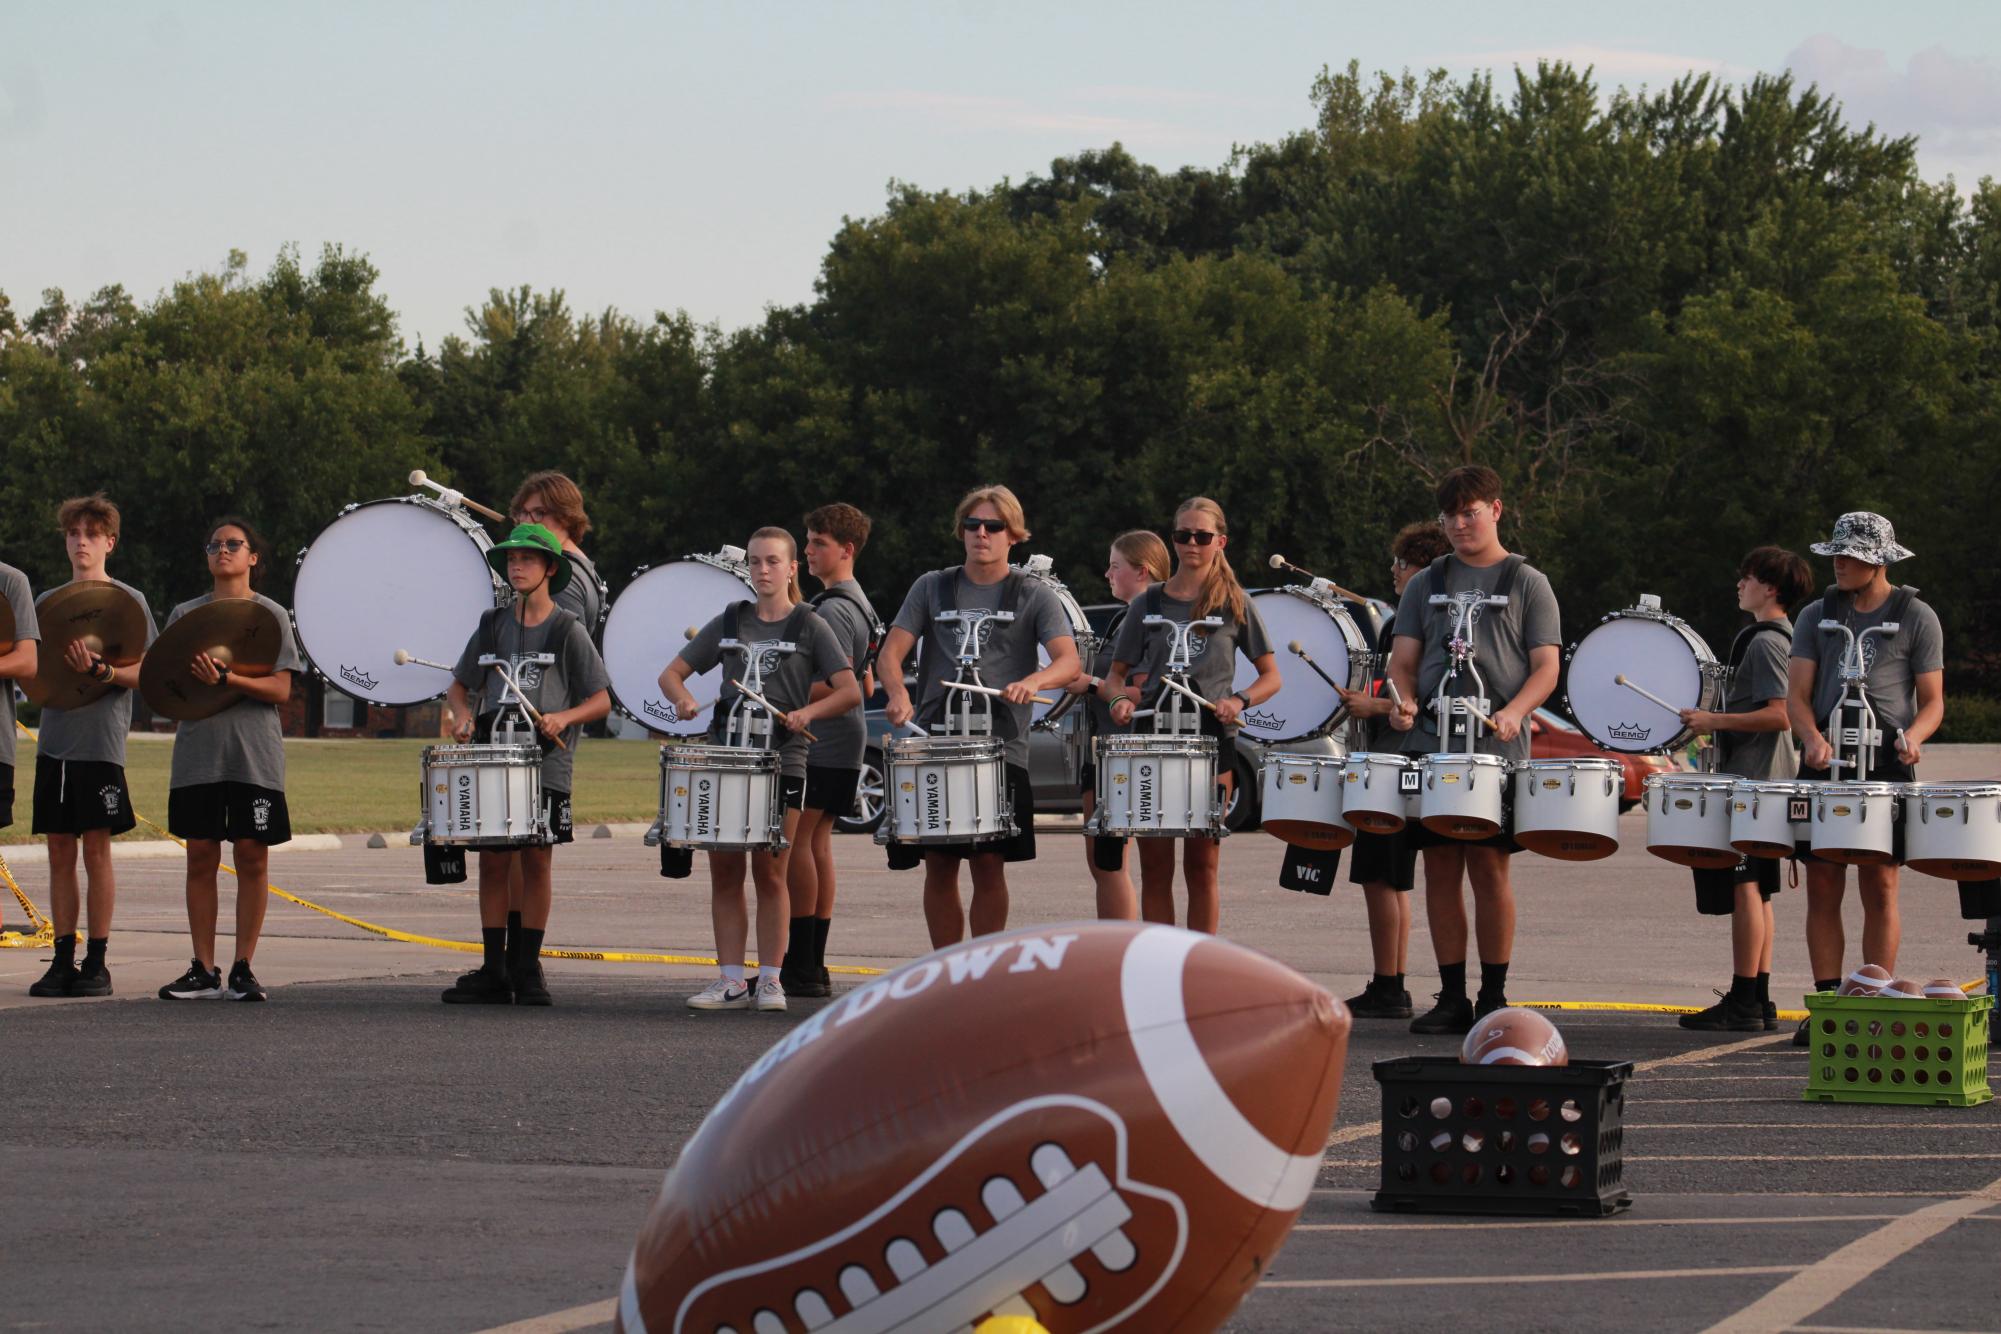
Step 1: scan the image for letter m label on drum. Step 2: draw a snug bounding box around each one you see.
[1008,933,1079,974]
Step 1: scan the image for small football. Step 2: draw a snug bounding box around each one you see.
[1460,1007,1569,1067]
[1838,964,1894,996]
[1923,978,1966,999]
[1879,977,1927,999]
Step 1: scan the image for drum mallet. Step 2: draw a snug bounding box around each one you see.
[1613,674,1678,714]
[1267,554,1369,606]
[408,470,509,524]
[941,679,1057,706]
[1287,639,1344,693]
[731,678,817,742]
[396,648,566,750]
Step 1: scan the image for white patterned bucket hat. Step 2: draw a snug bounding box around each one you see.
[1810,511,1913,565]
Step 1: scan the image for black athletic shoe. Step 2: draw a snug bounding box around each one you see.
[1344,983,1414,1019]
[29,958,78,998]
[159,959,222,1000]
[511,959,552,1007]
[72,962,113,998]
[1763,1001,1778,1032]
[442,965,513,1004]
[224,961,267,1002]
[819,965,833,993]
[781,967,830,1000]
[1792,1015,1812,1047]
[1473,990,1508,1021]
[1411,993,1475,1035]
[1679,990,1763,1032]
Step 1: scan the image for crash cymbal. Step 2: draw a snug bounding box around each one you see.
[24,581,153,710]
[140,598,284,722]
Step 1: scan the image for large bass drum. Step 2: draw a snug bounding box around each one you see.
[1232,584,1368,743]
[1015,555,1098,724]
[294,495,507,707]
[1563,598,1722,754]
[601,549,753,736]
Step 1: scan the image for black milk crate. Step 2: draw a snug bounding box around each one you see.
[1371,1057,1633,1217]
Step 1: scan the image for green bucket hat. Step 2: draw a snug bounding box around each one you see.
[488,523,571,594]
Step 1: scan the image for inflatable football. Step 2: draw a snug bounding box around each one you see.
[1924,978,1966,999]
[1838,964,1894,996]
[617,922,1350,1332]
[1460,1007,1569,1067]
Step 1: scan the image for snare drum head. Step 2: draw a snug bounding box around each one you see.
[294,497,503,707]
[1234,588,1365,743]
[1017,560,1094,722]
[1566,614,1713,753]
[603,558,754,736]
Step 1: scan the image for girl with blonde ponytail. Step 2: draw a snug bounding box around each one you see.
[1100,498,1282,934]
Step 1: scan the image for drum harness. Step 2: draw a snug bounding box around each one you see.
[1132,586,1222,738]
[1424,554,1520,759]
[923,567,1027,741]
[1814,584,1917,785]
[715,601,808,751]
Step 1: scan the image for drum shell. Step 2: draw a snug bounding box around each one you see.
[1902,783,2001,881]
[1093,734,1222,838]
[882,736,1013,845]
[1810,781,1902,867]
[1643,774,1738,868]
[602,555,755,737]
[422,742,545,847]
[1261,753,1353,850]
[1564,608,1721,754]
[1729,780,1814,860]
[1511,758,1622,861]
[1234,586,1369,743]
[1418,753,1508,841]
[1340,752,1413,834]
[657,744,786,851]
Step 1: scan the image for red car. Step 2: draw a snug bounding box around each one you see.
[1528,707,1679,810]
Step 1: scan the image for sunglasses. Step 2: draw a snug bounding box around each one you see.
[1172,528,1219,546]
[961,517,1009,535]
[204,538,249,555]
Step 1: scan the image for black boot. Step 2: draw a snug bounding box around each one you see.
[511,927,551,1006]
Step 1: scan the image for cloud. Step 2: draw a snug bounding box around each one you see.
[1785,34,2001,181]
[1439,43,1756,87]
[825,89,1242,152]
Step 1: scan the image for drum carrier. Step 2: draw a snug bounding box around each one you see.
[412,647,551,849]
[1088,603,1226,839]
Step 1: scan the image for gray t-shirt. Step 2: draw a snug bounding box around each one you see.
[1790,590,1944,738]
[1085,606,1132,745]
[453,605,610,792]
[557,550,605,637]
[806,580,877,771]
[890,568,1076,767]
[0,562,41,773]
[1716,619,1798,782]
[166,592,303,792]
[1392,555,1562,765]
[36,577,159,766]
[683,602,850,779]
[1111,585,1274,736]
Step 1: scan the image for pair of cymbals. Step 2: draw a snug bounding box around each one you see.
[139,598,284,721]
[25,582,153,711]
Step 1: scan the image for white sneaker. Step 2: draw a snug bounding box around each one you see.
[755,975,788,1012]
[687,977,751,1011]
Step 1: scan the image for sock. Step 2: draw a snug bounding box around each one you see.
[482,926,506,973]
[785,919,814,974]
[518,928,545,972]
[1755,972,1771,1005]
[1479,961,1510,998]
[814,916,832,971]
[1729,974,1758,1003]
[1392,972,1406,993]
[84,937,107,969]
[1814,977,1839,993]
[53,934,76,967]
[722,963,745,984]
[1438,961,1467,999]
[1371,972,1398,995]
[505,909,522,955]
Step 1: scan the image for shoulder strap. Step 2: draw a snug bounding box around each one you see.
[1001,569,1026,615]
[1885,585,1918,623]
[933,566,962,614]
[1491,554,1527,603]
[779,602,811,642]
[1727,619,1790,669]
[1142,584,1165,619]
[1817,583,1846,624]
[723,599,746,641]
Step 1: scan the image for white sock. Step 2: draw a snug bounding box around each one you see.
[722,964,745,984]
[758,970,780,988]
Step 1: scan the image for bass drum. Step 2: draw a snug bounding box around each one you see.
[601,550,753,736]
[1016,555,1098,723]
[294,495,506,707]
[1564,601,1721,754]
[1232,585,1368,743]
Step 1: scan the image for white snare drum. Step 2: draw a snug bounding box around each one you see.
[654,744,785,851]
[1093,734,1223,838]
[1643,773,1738,868]
[1512,758,1622,861]
[1419,753,1509,841]
[1261,753,1352,850]
[1903,783,2001,881]
[602,551,754,736]
[1341,752,1415,834]
[1730,779,1814,859]
[1811,781,1902,866]
[420,742,545,847]
[1233,585,1369,743]
[880,735,1013,845]
[295,495,507,707]
[1565,602,1721,754]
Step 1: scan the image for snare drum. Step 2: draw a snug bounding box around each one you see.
[1261,753,1352,850]
[1511,758,1622,861]
[879,735,1014,845]
[1729,779,1814,859]
[654,744,786,851]
[1340,752,1414,834]
[1419,753,1509,841]
[1810,781,1902,866]
[1564,602,1722,754]
[420,742,546,847]
[1643,773,1738,868]
[1093,734,1223,838]
[602,551,754,736]
[1903,783,2001,881]
[1232,585,1368,743]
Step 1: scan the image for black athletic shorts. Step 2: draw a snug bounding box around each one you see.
[803,765,859,815]
[1792,762,1912,865]
[32,756,137,837]
[1694,856,1784,914]
[0,761,12,828]
[168,781,293,846]
[926,763,1037,865]
[781,773,806,813]
[1348,826,1419,891]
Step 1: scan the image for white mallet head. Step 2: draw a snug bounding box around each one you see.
[1268,553,1287,569]
[1288,639,1305,655]
[393,649,411,665]
[408,469,428,487]
[685,626,699,641]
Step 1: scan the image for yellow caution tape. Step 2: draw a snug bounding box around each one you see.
[0,846,57,947]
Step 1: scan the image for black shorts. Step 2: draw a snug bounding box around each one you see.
[32,756,137,837]
[926,763,1037,865]
[167,781,293,847]
[1348,826,1419,891]
[1694,857,1784,914]
[1792,762,1912,865]
[802,765,858,815]
[781,773,807,813]
[0,761,12,828]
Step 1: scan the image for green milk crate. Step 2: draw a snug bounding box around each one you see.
[1802,992,1993,1106]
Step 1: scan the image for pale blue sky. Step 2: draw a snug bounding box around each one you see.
[5,2,1999,348]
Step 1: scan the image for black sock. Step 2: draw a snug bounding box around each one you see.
[1479,962,1510,998]
[505,909,522,950]
[1814,977,1839,993]
[814,916,832,971]
[1371,972,1397,992]
[482,926,506,972]
[785,918,814,974]
[1755,972,1771,1004]
[1391,972,1405,994]
[1729,974,1758,1003]
[53,934,76,967]
[1438,961,1467,999]
[518,928,544,972]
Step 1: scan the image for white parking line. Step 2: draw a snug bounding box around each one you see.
[1292,1214,1899,1232]
[472,1298,616,1334]
[1260,1264,1805,1289]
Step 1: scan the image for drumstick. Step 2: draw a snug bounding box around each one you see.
[1266,554,1369,606]
[1161,677,1216,712]
[940,679,1057,706]
[408,469,508,524]
[730,677,818,742]
[1614,674,1677,713]
[397,648,567,750]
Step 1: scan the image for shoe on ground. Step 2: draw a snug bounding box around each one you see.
[1344,982,1414,1019]
[511,959,552,1007]
[819,965,833,993]
[159,959,222,1000]
[1473,990,1508,1021]
[1763,1001,1778,1032]
[29,958,79,998]
[1792,1014,1812,1047]
[72,962,113,998]
[224,961,267,1002]
[687,977,752,1011]
[780,967,830,1000]
[755,975,788,1012]
[1411,992,1474,1035]
[441,966,512,1005]
[1679,990,1763,1032]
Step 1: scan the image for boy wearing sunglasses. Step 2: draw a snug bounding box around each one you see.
[880,485,1081,947]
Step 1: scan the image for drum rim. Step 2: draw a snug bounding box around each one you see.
[1096,734,1218,756]
[422,742,543,762]
[1810,781,1903,796]
[1907,781,2001,797]
[659,743,784,770]
[884,734,1007,760]
[1562,607,1719,755]
[1344,750,1413,767]
[1646,772,1737,789]
[1516,757,1623,771]
[1421,751,1509,766]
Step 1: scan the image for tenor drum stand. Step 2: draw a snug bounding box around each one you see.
[479,652,556,749]
[934,609,1015,737]
[1817,617,1902,783]
[1427,588,1509,758]
[1142,614,1222,736]
[716,628,796,749]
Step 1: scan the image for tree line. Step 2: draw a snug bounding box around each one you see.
[3,62,1998,722]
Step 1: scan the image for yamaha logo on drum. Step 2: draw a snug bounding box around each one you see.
[455,773,475,831]
[1137,763,1155,819]
[1608,721,1652,742]
[339,664,379,692]
[695,777,714,836]
[921,769,945,828]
